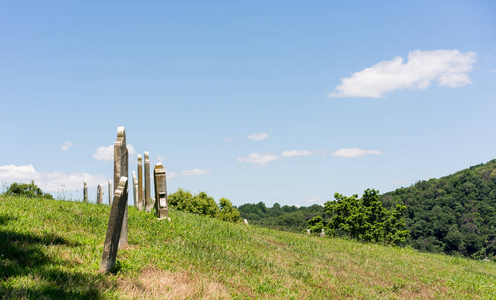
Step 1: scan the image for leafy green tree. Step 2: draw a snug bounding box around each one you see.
[325,189,409,245]
[5,181,53,199]
[218,198,241,222]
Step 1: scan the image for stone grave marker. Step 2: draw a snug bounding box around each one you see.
[108,180,112,205]
[153,163,169,219]
[144,151,152,213]
[97,184,103,204]
[99,176,128,273]
[132,171,137,207]
[114,126,129,249]
[137,155,144,211]
[83,181,88,202]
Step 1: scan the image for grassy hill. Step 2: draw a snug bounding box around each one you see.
[1,195,496,299]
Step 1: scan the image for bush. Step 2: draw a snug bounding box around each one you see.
[168,188,240,223]
[5,181,53,199]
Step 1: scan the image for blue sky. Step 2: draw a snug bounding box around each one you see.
[1,1,495,207]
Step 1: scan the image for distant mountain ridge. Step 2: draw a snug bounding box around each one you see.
[381,159,496,258]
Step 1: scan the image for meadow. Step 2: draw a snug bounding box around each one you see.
[1,195,495,299]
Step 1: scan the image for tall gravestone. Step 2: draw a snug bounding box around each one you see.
[137,155,144,211]
[144,151,152,213]
[97,184,103,204]
[83,181,88,202]
[132,171,137,207]
[100,176,128,273]
[108,180,112,205]
[113,126,129,249]
[153,163,169,219]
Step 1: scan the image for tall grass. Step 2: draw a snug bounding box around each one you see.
[1,195,496,299]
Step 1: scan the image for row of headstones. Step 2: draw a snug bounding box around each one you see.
[82,181,112,204]
[306,228,326,237]
[99,127,169,273]
[83,155,168,219]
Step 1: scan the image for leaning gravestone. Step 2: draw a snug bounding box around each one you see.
[83,181,88,202]
[144,151,152,213]
[100,176,128,273]
[153,163,169,219]
[137,155,144,211]
[97,184,103,204]
[113,127,129,249]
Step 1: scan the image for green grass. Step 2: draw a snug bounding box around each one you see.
[1,195,496,299]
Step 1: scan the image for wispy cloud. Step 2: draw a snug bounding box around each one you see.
[157,155,167,162]
[0,164,107,192]
[237,153,279,166]
[490,69,496,73]
[392,180,409,186]
[330,49,477,98]
[305,197,324,203]
[281,150,318,157]
[247,133,269,141]
[61,141,74,151]
[332,148,382,158]
[93,144,136,161]
[225,138,233,142]
[180,169,211,176]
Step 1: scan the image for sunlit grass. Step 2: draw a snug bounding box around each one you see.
[1,195,496,299]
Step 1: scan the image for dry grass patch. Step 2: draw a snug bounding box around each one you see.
[117,268,229,299]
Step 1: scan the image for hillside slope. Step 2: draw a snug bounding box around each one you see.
[1,195,496,299]
[382,159,496,258]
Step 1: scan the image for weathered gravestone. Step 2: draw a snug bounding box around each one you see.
[114,127,129,249]
[320,228,325,238]
[97,184,103,204]
[137,155,144,211]
[244,219,249,225]
[132,171,137,207]
[307,229,310,235]
[144,151,152,213]
[153,163,169,219]
[83,181,88,202]
[108,180,112,205]
[99,176,128,273]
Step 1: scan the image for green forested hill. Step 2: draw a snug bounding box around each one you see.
[381,159,496,258]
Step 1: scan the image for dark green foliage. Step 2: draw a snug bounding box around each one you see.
[218,198,241,223]
[324,189,409,245]
[381,159,496,258]
[5,181,53,199]
[237,203,325,232]
[168,188,240,222]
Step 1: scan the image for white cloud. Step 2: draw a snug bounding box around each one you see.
[332,148,382,158]
[61,141,74,151]
[305,197,324,203]
[281,150,318,157]
[392,180,409,186]
[490,69,496,73]
[330,49,477,98]
[167,171,178,180]
[93,145,113,161]
[0,164,107,193]
[225,138,233,142]
[93,144,136,161]
[180,169,211,176]
[247,133,269,141]
[237,153,279,166]
[157,155,167,162]
[127,144,136,155]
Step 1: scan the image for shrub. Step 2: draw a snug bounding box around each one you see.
[5,181,53,199]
